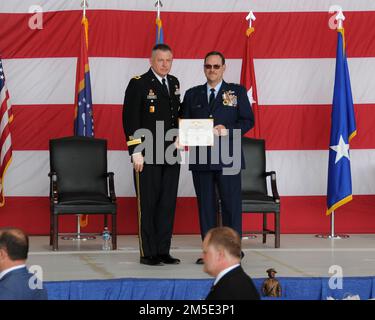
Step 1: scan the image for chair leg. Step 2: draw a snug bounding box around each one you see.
[262,214,267,243]
[112,214,117,250]
[53,215,59,251]
[50,210,53,246]
[275,212,280,248]
[104,214,108,228]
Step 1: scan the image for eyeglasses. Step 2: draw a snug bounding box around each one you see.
[204,64,222,70]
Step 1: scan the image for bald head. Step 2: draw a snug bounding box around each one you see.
[0,227,29,261]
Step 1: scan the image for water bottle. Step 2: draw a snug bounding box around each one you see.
[102,227,112,250]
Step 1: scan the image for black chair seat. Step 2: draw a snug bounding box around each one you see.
[242,203,280,213]
[53,203,116,215]
[242,192,280,212]
[242,192,275,203]
[58,192,112,205]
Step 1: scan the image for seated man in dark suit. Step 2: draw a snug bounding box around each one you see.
[0,227,47,300]
[202,227,260,300]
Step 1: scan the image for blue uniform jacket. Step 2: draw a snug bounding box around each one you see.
[182,81,254,171]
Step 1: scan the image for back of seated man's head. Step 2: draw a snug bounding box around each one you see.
[206,227,242,260]
[0,227,29,269]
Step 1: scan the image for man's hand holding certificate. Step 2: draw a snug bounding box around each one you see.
[213,124,228,137]
[179,119,215,146]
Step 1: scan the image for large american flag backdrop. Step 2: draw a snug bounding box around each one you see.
[0,0,374,235]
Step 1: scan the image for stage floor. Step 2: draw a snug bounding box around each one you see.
[28,234,375,281]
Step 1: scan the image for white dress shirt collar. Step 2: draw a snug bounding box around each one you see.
[151,68,169,89]
[207,80,223,100]
[0,264,26,281]
[214,263,240,286]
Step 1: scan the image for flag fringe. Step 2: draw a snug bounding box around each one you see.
[326,194,352,215]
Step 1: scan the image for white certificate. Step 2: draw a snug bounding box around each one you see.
[179,119,214,146]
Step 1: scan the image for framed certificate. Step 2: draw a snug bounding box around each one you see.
[179,119,214,146]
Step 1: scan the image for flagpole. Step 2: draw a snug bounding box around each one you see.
[155,0,162,19]
[241,9,257,239]
[82,0,87,17]
[242,10,261,139]
[330,211,335,237]
[155,0,164,44]
[316,211,349,239]
[246,10,256,29]
[62,0,96,244]
[316,9,349,240]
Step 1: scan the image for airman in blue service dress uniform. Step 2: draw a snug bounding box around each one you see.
[123,44,181,266]
[181,51,254,264]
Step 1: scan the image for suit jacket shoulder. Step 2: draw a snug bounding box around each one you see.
[0,268,48,300]
[206,266,260,300]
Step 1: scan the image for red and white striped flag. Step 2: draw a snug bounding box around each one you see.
[0,58,13,206]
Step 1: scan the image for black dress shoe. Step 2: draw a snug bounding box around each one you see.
[196,252,243,265]
[140,256,163,266]
[158,254,180,264]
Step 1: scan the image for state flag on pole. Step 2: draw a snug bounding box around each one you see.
[74,16,94,227]
[74,16,94,137]
[156,15,164,44]
[0,59,13,207]
[326,28,356,215]
[240,25,260,138]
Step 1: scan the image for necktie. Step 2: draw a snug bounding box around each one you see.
[209,88,215,105]
[162,78,169,96]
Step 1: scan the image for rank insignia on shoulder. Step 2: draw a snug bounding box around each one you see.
[174,85,181,95]
[132,75,141,80]
[149,105,155,113]
[147,89,157,99]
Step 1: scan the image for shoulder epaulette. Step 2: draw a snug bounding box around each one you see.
[132,75,141,80]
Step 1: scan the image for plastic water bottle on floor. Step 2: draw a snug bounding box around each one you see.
[102,227,112,250]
